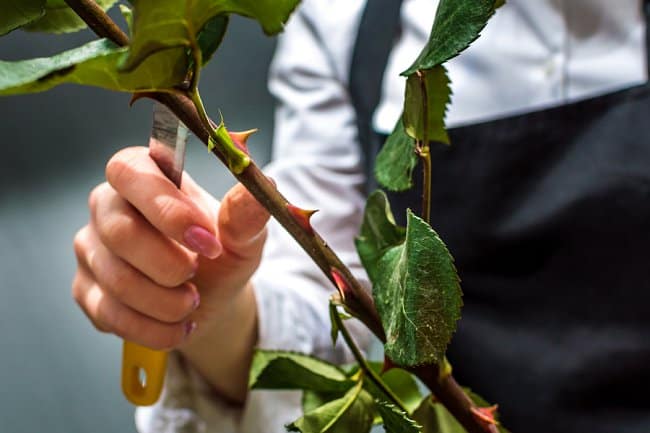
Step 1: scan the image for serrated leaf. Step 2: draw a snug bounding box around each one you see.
[355,191,405,281]
[375,119,418,191]
[356,191,462,366]
[249,350,353,392]
[365,363,424,415]
[122,0,300,71]
[302,390,346,414]
[412,396,463,433]
[197,14,230,65]
[0,39,188,96]
[403,66,451,144]
[377,400,422,433]
[0,0,45,36]
[287,381,374,433]
[403,0,503,75]
[23,0,118,34]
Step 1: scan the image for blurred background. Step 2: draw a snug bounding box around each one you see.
[0,12,276,433]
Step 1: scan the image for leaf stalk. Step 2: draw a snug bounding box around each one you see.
[329,301,406,412]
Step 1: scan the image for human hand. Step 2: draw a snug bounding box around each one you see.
[72,146,269,352]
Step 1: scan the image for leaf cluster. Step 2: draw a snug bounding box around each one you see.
[0,0,300,96]
[250,349,506,433]
[375,0,504,192]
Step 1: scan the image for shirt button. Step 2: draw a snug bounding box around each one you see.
[544,52,562,78]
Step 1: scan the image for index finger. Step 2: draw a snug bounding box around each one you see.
[105,146,222,259]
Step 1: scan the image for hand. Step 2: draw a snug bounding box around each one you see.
[72,146,269,400]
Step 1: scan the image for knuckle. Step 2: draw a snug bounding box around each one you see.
[156,260,193,287]
[98,212,139,253]
[107,307,135,340]
[150,329,184,351]
[72,226,89,263]
[90,318,111,334]
[105,147,142,190]
[105,265,132,301]
[88,182,110,214]
[71,274,84,304]
[155,194,193,231]
[158,300,191,323]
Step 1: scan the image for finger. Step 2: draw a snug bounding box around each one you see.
[106,147,222,259]
[89,183,198,287]
[71,267,110,333]
[76,224,200,323]
[179,172,219,223]
[217,182,270,261]
[72,268,196,350]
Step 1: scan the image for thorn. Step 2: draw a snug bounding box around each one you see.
[330,267,353,301]
[381,355,397,374]
[228,128,258,154]
[470,405,499,426]
[129,92,155,107]
[286,203,318,235]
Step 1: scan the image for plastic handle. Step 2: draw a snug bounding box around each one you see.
[121,340,168,406]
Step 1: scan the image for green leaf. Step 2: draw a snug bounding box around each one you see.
[355,191,405,282]
[375,119,418,192]
[403,0,503,75]
[403,66,451,144]
[356,191,462,366]
[0,39,188,96]
[412,394,510,433]
[412,396,463,433]
[0,0,45,36]
[329,302,341,346]
[197,14,230,65]
[192,0,301,36]
[23,0,118,34]
[122,0,300,71]
[377,400,422,433]
[249,350,354,392]
[379,368,424,415]
[287,381,374,433]
[364,362,424,415]
[119,4,133,35]
[302,390,346,414]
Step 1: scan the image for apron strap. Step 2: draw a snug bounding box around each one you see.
[349,0,404,192]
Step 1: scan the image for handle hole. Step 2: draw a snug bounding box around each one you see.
[138,368,147,388]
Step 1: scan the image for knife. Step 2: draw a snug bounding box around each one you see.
[121,101,189,406]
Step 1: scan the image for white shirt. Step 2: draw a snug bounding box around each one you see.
[136,1,646,432]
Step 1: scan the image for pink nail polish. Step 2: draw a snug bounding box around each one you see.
[192,292,201,310]
[184,225,222,259]
[185,321,197,337]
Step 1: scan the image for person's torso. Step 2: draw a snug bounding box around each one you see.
[348,1,650,432]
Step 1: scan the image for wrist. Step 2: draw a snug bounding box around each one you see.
[177,281,258,403]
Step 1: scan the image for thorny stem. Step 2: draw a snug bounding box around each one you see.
[63,0,128,46]
[415,70,432,224]
[418,143,432,224]
[66,2,496,432]
[329,301,406,412]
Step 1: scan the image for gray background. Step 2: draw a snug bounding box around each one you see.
[0,13,275,433]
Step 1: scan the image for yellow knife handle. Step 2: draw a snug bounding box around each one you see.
[122,340,168,406]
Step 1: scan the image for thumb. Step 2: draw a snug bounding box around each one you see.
[217,182,270,260]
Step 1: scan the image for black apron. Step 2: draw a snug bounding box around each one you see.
[350,2,650,433]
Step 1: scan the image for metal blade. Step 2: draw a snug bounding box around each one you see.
[149,101,189,188]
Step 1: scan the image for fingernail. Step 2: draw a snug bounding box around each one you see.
[192,292,201,310]
[185,321,197,337]
[184,225,222,259]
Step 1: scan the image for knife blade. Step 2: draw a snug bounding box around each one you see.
[121,101,189,406]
